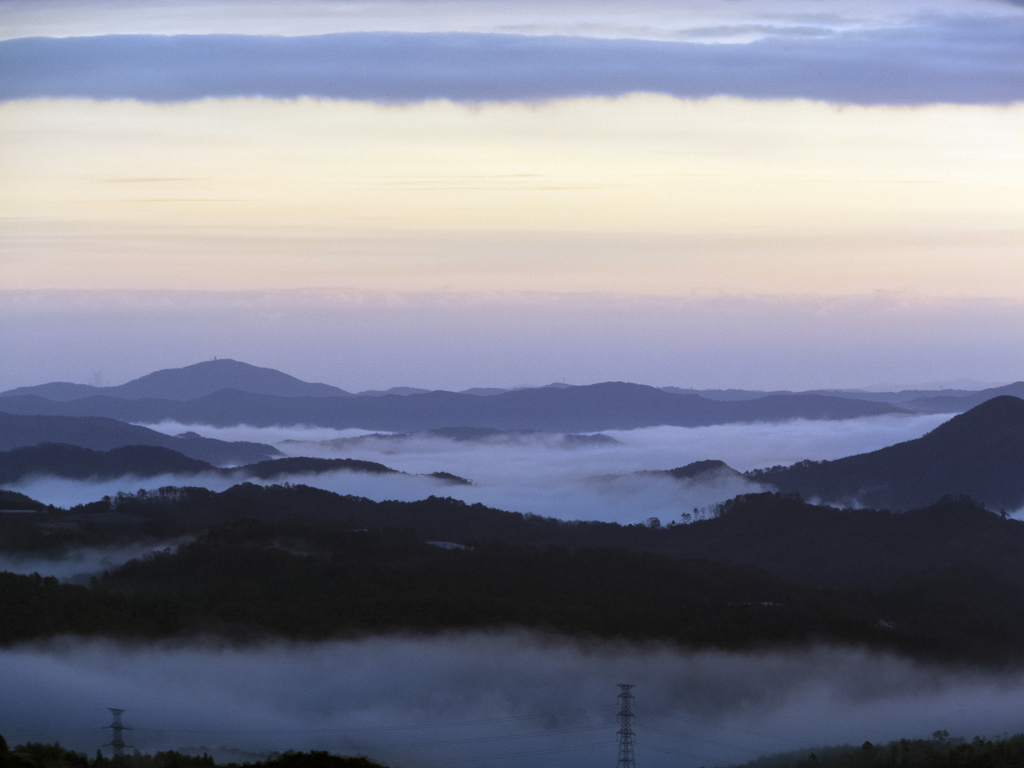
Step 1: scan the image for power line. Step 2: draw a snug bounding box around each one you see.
[641,723,768,755]
[399,738,617,766]
[121,705,615,736]
[636,705,813,746]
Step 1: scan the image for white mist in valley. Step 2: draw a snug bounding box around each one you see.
[7,414,954,523]
[139,412,953,473]
[2,635,1022,768]
[0,538,194,583]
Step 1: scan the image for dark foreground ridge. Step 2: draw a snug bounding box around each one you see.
[3,484,1024,665]
[4,728,1024,768]
[728,732,1024,768]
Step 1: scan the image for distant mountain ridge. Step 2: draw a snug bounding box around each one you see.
[3,360,1018,431]
[664,382,1024,409]
[6,358,1019,407]
[0,383,908,431]
[750,395,1024,511]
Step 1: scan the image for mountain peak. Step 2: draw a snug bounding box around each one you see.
[0,360,353,402]
[110,359,351,400]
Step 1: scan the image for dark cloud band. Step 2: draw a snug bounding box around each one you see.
[1,18,1022,104]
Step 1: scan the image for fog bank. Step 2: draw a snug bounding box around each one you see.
[2,635,1022,768]
[0,538,192,582]
[140,413,954,474]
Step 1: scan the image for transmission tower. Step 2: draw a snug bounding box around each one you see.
[104,708,133,758]
[616,684,636,768]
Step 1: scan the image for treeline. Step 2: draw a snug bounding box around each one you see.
[4,485,1024,664]
[6,732,1024,768]
[4,514,1024,664]
[0,528,870,651]
[730,732,1024,768]
[6,483,1024,590]
[0,736,384,768]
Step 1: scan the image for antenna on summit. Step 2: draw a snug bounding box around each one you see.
[616,684,636,768]
[104,708,133,758]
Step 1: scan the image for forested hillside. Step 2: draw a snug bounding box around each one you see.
[3,484,1024,665]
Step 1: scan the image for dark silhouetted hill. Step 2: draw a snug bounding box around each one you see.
[11,483,1023,594]
[663,459,743,480]
[6,486,1024,663]
[0,443,213,484]
[596,459,747,485]
[0,412,281,465]
[0,488,46,511]
[749,396,1024,510]
[0,444,414,485]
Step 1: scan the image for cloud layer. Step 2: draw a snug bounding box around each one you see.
[3,17,1023,104]
[6,415,952,524]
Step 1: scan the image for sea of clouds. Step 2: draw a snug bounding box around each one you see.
[2,634,1023,768]
[4,413,956,526]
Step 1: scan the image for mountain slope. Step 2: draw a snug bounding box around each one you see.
[0,359,350,401]
[0,412,281,465]
[0,443,213,484]
[750,395,1024,510]
[7,485,1024,662]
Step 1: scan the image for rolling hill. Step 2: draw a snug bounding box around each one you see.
[0,443,469,486]
[0,412,281,465]
[749,395,1024,510]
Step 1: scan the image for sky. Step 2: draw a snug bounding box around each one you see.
[1,0,1022,391]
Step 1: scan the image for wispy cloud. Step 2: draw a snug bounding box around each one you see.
[0,538,193,582]
[3,17,1022,105]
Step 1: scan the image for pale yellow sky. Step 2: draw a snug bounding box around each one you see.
[1,95,1021,296]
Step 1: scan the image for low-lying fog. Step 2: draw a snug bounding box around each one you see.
[2,635,1022,768]
[0,538,193,583]
[7,414,954,524]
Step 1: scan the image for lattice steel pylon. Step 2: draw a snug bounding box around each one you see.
[616,684,636,768]
[104,708,133,758]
